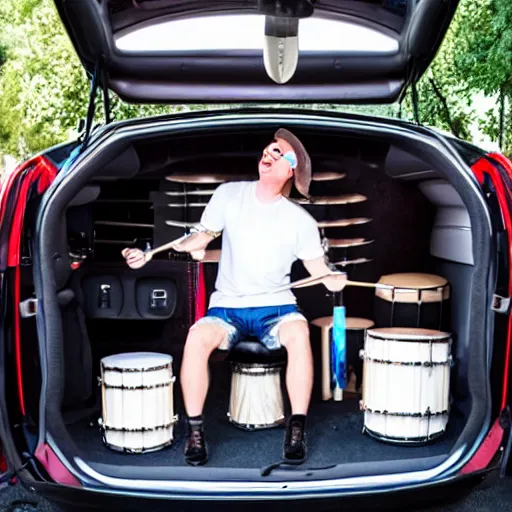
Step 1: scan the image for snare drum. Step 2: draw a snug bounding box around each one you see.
[360,328,452,445]
[100,352,178,453]
[228,362,285,430]
[374,273,450,331]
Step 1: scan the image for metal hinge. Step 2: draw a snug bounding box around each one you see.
[492,294,511,314]
[19,298,38,318]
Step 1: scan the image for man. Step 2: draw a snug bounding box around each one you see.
[124,128,347,466]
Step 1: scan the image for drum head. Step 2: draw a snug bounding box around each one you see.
[367,327,451,341]
[312,316,374,330]
[378,273,448,289]
[346,318,375,330]
[101,352,173,370]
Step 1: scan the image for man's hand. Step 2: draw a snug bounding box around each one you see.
[190,249,206,261]
[302,256,347,292]
[322,272,347,292]
[121,248,148,269]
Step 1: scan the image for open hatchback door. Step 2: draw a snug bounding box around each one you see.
[54,0,459,103]
[4,1,512,510]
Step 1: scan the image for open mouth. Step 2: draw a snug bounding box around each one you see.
[260,159,273,170]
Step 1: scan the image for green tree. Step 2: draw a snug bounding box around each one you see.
[0,0,178,159]
[2,0,511,159]
[454,0,512,154]
[401,2,477,141]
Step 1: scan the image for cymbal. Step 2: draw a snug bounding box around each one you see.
[165,220,196,228]
[95,239,139,245]
[317,217,371,228]
[96,199,151,204]
[165,190,216,196]
[326,238,374,248]
[95,221,153,229]
[333,258,373,266]
[166,174,255,184]
[311,172,346,181]
[167,203,208,208]
[297,194,367,205]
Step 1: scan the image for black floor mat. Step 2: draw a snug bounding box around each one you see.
[67,375,465,470]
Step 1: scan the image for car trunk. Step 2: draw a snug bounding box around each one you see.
[33,111,492,487]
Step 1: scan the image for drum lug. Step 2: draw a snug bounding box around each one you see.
[492,294,511,315]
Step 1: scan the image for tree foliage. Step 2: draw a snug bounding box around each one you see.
[0,0,512,159]
[0,0,179,159]
[453,0,512,153]
[402,0,512,154]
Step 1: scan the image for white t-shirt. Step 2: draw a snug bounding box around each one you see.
[199,181,325,308]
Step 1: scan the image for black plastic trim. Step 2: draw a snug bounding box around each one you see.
[52,0,459,103]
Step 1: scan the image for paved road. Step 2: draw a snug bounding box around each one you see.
[1,478,511,511]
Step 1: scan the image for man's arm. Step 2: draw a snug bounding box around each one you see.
[295,211,347,293]
[302,256,347,292]
[172,227,220,259]
[122,183,227,267]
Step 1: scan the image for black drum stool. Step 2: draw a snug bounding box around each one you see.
[227,337,287,431]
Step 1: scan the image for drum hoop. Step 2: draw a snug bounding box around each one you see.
[387,284,448,292]
[102,379,175,390]
[101,362,172,373]
[361,356,452,367]
[101,416,179,432]
[376,283,450,303]
[362,407,449,417]
[227,414,285,431]
[230,363,283,374]
[363,426,446,445]
[103,437,174,454]
[366,333,451,343]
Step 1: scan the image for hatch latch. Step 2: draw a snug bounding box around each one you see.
[492,294,511,314]
[19,297,38,318]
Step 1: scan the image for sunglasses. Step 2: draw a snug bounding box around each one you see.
[262,142,298,169]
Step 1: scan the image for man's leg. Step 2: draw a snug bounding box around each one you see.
[279,319,313,414]
[180,322,228,466]
[278,319,313,462]
[181,323,228,416]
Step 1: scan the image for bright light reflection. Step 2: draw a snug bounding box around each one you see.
[115,15,399,53]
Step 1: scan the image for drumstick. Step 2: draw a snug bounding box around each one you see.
[347,280,394,290]
[122,233,190,269]
[270,273,336,293]
[271,274,394,293]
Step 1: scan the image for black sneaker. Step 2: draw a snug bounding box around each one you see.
[282,415,307,464]
[184,423,208,466]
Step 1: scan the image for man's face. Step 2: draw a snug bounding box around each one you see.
[258,137,295,185]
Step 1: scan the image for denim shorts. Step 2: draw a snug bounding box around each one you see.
[191,305,307,350]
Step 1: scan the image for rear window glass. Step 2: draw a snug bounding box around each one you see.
[115,15,400,53]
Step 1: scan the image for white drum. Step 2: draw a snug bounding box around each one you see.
[100,352,178,453]
[228,363,285,431]
[360,328,452,445]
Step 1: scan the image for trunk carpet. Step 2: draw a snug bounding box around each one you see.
[67,371,465,470]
